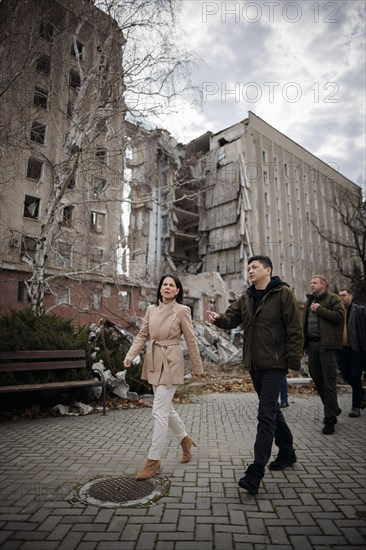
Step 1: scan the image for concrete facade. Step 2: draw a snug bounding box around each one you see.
[0,0,140,324]
[127,112,361,309]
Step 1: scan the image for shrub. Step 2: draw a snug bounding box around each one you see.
[0,310,152,404]
[0,308,88,351]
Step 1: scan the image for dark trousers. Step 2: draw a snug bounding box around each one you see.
[280,378,288,405]
[307,341,339,422]
[250,369,294,477]
[339,347,365,408]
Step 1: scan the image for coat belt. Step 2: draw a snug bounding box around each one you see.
[147,339,180,387]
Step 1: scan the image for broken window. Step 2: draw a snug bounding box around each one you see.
[27,158,43,181]
[55,286,70,305]
[69,68,81,89]
[36,54,51,75]
[93,178,106,198]
[18,281,31,303]
[55,241,72,267]
[39,21,54,42]
[118,290,129,310]
[30,121,46,144]
[71,39,84,60]
[67,175,76,189]
[66,100,73,118]
[218,137,229,147]
[95,148,107,164]
[91,211,105,233]
[61,206,73,226]
[90,291,102,310]
[23,195,40,219]
[96,118,107,134]
[89,247,104,270]
[20,236,37,262]
[33,86,49,109]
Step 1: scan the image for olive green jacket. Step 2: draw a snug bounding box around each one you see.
[303,291,345,350]
[214,280,303,371]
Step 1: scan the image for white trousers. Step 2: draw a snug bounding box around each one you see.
[148,384,187,460]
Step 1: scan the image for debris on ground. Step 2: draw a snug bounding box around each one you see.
[0,368,353,421]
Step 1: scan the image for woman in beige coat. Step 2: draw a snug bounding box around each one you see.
[123,274,204,480]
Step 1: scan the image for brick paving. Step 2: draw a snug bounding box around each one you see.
[0,390,365,549]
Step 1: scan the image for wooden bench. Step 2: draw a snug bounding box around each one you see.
[0,350,106,415]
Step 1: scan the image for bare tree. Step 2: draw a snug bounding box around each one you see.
[0,0,197,314]
[310,177,366,301]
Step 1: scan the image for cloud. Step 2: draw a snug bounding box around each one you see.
[164,0,365,183]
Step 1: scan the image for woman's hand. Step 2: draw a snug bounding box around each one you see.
[123,358,131,368]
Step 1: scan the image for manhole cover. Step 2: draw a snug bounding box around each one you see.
[76,475,169,508]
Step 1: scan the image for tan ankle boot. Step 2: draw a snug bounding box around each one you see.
[135,459,161,480]
[180,435,197,463]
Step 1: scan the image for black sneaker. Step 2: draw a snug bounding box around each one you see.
[238,465,261,495]
[322,422,335,435]
[323,407,342,424]
[269,449,297,471]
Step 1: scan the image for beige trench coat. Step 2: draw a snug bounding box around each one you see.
[125,301,203,386]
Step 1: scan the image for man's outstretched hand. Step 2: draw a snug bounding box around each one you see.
[207,310,219,323]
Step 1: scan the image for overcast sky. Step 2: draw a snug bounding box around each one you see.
[158,0,365,185]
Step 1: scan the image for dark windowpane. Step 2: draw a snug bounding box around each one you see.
[69,69,81,89]
[67,100,73,118]
[67,175,76,189]
[27,158,43,180]
[36,54,51,75]
[39,21,54,42]
[23,195,40,219]
[30,121,46,144]
[93,178,106,198]
[91,211,105,233]
[20,236,37,259]
[61,206,73,226]
[34,87,48,109]
[18,281,31,303]
[95,148,107,163]
[96,118,107,133]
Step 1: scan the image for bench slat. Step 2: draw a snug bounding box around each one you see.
[0,349,106,415]
[0,379,103,393]
[0,350,85,360]
[0,361,86,373]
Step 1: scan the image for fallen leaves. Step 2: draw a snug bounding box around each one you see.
[0,371,354,421]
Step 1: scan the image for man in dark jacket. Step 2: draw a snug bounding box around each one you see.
[208,255,303,495]
[303,275,344,435]
[338,288,366,417]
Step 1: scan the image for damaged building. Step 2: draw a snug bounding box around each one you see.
[127,111,361,314]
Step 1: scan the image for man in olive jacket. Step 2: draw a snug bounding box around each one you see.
[303,275,344,435]
[208,255,303,495]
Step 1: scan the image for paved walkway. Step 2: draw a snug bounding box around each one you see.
[0,389,365,550]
